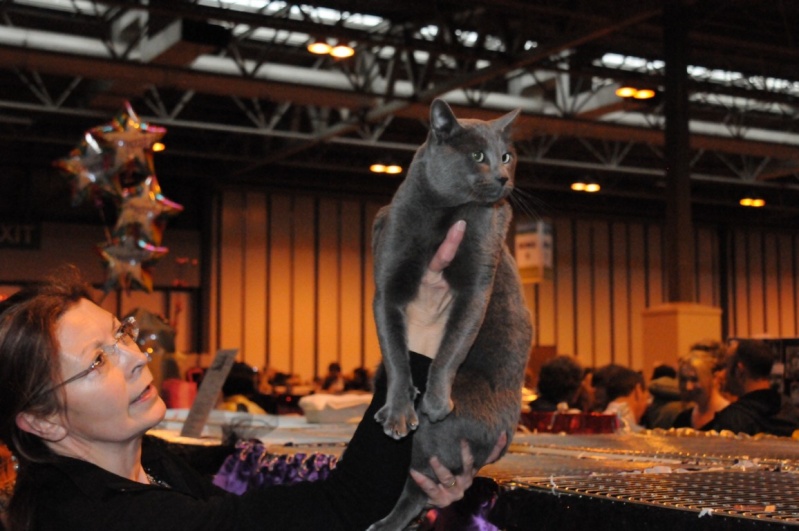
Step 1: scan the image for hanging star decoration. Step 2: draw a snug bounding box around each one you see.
[98,238,168,295]
[54,101,182,294]
[115,175,184,244]
[53,131,117,205]
[94,101,166,187]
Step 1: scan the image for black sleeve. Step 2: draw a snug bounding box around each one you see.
[236,353,432,531]
[670,408,692,429]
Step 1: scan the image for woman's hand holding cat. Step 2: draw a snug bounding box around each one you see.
[406,220,466,359]
[410,431,508,507]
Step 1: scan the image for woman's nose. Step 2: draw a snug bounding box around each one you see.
[117,341,150,375]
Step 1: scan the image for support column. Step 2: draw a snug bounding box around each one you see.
[641,303,722,378]
[663,0,695,303]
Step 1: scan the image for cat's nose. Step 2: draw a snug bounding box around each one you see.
[497,176,508,186]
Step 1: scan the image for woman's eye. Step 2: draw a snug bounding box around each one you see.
[91,352,107,371]
[471,151,485,162]
[501,153,512,164]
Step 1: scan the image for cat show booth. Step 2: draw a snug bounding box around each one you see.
[148,411,799,530]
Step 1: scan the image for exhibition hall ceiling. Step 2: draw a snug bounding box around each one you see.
[0,0,798,227]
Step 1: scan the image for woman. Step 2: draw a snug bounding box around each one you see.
[0,222,505,530]
[672,350,730,430]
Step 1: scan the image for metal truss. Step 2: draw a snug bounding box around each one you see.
[0,0,798,222]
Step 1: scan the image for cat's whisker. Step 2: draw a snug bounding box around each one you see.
[509,188,546,222]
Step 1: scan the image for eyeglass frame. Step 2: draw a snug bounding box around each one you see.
[25,316,147,406]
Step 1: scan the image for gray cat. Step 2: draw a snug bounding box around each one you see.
[368,99,533,530]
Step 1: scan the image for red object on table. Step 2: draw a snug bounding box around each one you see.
[520,411,618,434]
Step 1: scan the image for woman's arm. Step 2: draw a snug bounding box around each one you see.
[234,220,501,529]
[406,220,465,358]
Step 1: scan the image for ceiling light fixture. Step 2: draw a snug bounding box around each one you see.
[571,179,600,193]
[633,88,656,100]
[370,162,403,174]
[330,44,355,58]
[615,86,657,100]
[307,39,354,58]
[739,196,765,207]
[384,164,402,174]
[307,39,333,55]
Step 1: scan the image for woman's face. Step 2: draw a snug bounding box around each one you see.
[53,299,166,445]
[678,359,713,404]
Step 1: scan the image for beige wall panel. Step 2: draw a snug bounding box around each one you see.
[363,202,382,370]
[291,196,317,383]
[627,224,647,371]
[574,219,594,363]
[219,191,244,353]
[523,283,539,346]
[208,197,220,353]
[535,274,555,348]
[647,224,664,308]
[553,217,575,358]
[763,233,781,338]
[611,222,633,368]
[340,200,365,369]
[695,227,718,307]
[267,195,293,374]
[592,221,612,368]
[748,231,766,337]
[731,230,749,337]
[243,193,268,368]
[778,234,798,337]
[169,291,195,354]
[317,199,343,376]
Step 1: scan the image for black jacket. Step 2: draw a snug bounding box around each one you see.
[704,389,799,437]
[12,355,432,531]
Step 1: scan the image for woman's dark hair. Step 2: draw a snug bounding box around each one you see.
[0,268,92,465]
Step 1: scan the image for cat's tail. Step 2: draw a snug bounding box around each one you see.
[366,475,428,531]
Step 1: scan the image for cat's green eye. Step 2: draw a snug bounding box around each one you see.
[472,151,485,163]
[501,153,512,164]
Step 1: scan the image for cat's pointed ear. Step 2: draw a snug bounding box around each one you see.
[429,99,463,141]
[494,108,520,139]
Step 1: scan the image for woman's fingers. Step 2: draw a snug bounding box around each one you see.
[427,220,466,274]
[485,431,508,465]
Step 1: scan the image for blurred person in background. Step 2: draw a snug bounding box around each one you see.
[704,339,799,436]
[602,366,649,433]
[641,363,683,429]
[527,355,584,412]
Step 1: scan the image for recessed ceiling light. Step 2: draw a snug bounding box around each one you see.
[307,40,332,55]
[330,44,355,58]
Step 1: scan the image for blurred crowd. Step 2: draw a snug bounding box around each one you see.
[523,338,799,437]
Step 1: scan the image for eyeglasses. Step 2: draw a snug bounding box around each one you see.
[25,316,145,405]
[59,316,144,388]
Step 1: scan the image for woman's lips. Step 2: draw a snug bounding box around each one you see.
[132,383,154,404]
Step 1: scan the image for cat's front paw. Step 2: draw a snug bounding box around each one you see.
[374,402,419,439]
[420,392,454,423]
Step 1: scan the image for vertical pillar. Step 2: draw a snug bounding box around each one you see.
[663,0,695,302]
[641,303,722,378]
